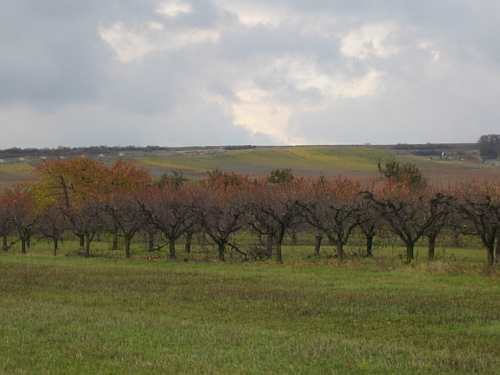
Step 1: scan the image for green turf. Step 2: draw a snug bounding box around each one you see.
[1,237,500,374]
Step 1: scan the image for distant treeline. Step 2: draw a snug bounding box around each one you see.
[389,143,480,157]
[391,143,454,151]
[0,145,256,159]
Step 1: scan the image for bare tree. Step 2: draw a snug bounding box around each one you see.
[103,191,147,258]
[456,180,500,266]
[249,181,303,264]
[36,203,67,256]
[300,177,363,261]
[197,186,249,262]
[365,180,452,262]
[142,183,199,259]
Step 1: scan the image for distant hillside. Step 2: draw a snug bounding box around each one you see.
[138,144,498,183]
[0,143,498,187]
[0,163,35,189]
[139,146,390,180]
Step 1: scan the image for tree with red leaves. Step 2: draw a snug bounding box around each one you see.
[3,185,38,254]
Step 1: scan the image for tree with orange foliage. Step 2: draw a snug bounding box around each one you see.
[101,160,151,258]
[33,157,110,255]
[33,157,151,256]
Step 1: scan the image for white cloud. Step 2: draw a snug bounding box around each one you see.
[215,0,285,26]
[418,41,441,63]
[99,22,220,63]
[99,22,157,63]
[226,55,385,144]
[342,70,384,98]
[156,1,193,18]
[341,23,400,60]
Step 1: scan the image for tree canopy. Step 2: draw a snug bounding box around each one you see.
[478,134,500,160]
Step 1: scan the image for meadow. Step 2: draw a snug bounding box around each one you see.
[1,236,500,374]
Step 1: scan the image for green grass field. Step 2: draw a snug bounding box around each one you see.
[1,237,500,374]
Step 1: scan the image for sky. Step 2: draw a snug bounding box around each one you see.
[1,0,500,149]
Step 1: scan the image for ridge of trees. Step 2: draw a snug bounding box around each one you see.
[478,134,500,160]
[0,145,257,159]
[2,157,500,267]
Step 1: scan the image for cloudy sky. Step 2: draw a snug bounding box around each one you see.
[1,0,499,148]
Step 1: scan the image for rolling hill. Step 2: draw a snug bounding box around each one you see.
[0,143,498,187]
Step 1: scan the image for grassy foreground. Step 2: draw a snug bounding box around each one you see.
[1,250,500,374]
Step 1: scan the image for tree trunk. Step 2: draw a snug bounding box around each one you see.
[3,234,7,252]
[125,235,132,258]
[481,234,496,267]
[276,241,283,264]
[79,234,85,247]
[314,233,323,256]
[21,238,27,254]
[276,227,285,264]
[290,230,298,246]
[85,235,91,257]
[495,234,500,262]
[169,237,176,259]
[452,227,461,247]
[336,240,344,262]
[487,243,495,267]
[428,234,437,261]
[148,232,155,252]
[112,235,118,250]
[406,243,415,262]
[53,233,59,256]
[217,242,225,262]
[266,233,274,255]
[185,232,192,253]
[365,234,374,257]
